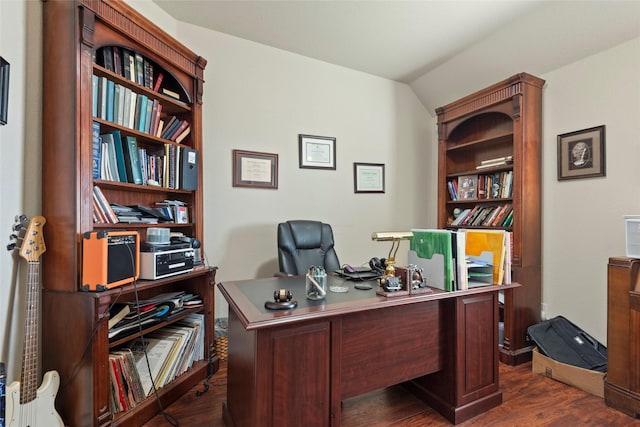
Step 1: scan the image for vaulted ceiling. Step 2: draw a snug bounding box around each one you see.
[153,1,640,113]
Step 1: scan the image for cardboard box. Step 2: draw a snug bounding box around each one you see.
[532,347,605,398]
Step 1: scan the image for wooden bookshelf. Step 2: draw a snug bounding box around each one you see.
[436,73,545,365]
[41,1,216,426]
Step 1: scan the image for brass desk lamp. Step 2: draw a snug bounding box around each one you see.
[371,231,413,277]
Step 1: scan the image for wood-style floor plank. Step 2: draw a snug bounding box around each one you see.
[142,360,640,426]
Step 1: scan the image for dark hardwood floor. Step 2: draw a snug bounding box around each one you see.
[142,359,640,426]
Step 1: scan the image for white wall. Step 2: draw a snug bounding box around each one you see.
[0,0,42,381]
[540,37,640,343]
[172,23,433,317]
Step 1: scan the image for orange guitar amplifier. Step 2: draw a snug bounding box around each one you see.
[81,230,139,291]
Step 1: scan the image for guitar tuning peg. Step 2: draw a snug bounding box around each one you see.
[6,242,17,251]
[16,214,27,222]
[13,223,25,232]
[9,233,19,240]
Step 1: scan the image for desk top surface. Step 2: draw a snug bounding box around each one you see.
[218,274,516,330]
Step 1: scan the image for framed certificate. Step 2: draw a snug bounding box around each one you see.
[354,162,385,193]
[232,149,278,189]
[299,134,336,170]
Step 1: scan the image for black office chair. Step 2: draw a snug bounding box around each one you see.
[277,220,340,276]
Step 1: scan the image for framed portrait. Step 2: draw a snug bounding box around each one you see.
[299,134,336,170]
[232,149,278,189]
[354,162,385,193]
[0,57,9,126]
[457,174,478,200]
[557,125,605,180]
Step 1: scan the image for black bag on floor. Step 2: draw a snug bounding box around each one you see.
[527,315,607,372]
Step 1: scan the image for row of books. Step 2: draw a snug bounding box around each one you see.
[447,170,513,201]
[96,46,159,93]
[92,75,190,143]
[451,203,513,227]
[408,228,512,292]
[109,312,205,414]
[92,122,199,191]
[96,46,180,101]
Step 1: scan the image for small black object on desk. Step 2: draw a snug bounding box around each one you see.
[265,288,298,310]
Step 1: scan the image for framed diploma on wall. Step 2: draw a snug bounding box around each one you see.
[232,149,278,189]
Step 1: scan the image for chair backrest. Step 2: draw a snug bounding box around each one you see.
[277,220,340,275]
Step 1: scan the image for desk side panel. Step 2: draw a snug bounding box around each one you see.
[225,309,258,426]
[340,301,442,399]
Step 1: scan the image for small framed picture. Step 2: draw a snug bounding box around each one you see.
[458,174,478,200]
[299,134,336,170]
[0,57,9,126]
[232,149,278,189]
[557,125,606,180]
[354,162,385,193]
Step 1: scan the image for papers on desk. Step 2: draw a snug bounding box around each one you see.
[408,228,512,291]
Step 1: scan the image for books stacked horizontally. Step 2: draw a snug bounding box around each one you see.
[475,155,513,170]
[108,291,203,341]
[108,312,205,414]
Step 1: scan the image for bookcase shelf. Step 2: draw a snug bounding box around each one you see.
[436,72,544,365]
[41,1,214,426]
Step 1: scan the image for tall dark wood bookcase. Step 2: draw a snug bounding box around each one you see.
[41,1,217,426]
[436,73,545,365]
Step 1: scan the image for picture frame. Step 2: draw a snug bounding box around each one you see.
[232,149,278,189]
[354,162,385,193]
[557,125,606,180]
[299,134,336,170]
[0,57,9,126]
[458,174,478,200]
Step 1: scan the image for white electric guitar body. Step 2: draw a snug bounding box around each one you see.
[6,215,65,427]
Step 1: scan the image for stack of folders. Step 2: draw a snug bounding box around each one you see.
[408,229,512,292]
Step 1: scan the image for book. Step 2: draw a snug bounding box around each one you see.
[92,75,99,117]
[135,52,145,86]
[107,130,128,183]
[168,120,189,141]
[160,116,179,139]
[137,94,148,132]
[128,92,137,129]
[122,49,132,80]
[112,46,123,76]
[92,121,101,179]
[100,132,121,182]
[108,304,131,329]
[122,136,144,185]
[174,126,191,144]
[153,71,164,92]
[106,80,115,122]
[99,76,108,120]
[93,186,118,223]
[144,97,153,134]
[162,87,180,100]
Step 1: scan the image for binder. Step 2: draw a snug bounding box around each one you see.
[409,229,455,291]
[180,147,198,191]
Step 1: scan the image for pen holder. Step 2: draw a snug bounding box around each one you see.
[306,267,327,300]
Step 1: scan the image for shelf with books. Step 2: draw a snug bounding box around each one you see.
[42,1,212,426]
[437,73,544,366]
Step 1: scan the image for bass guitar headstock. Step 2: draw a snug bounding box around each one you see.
[7,214,47,262]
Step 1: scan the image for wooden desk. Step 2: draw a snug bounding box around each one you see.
[605,257,640,416]
[218,275,511,426]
